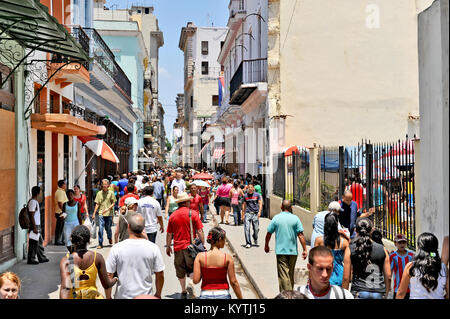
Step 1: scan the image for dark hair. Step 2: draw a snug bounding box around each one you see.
[31,186,41,197]
[126,183,135,193]
[66,189,75,197]
[233,180,239,189]
[70,225,90,248]
[274,290,309,299]
[58,180,66,188]
[409,233,443,293]
[371,230,384,246]
[352,218,373,275]
[323,213,339,249]
[74,184,81,190]
[221,177,227,185]
[143,185,154,196]
[207,227,226,246]
[308,246,333,265]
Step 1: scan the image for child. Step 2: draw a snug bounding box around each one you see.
[389,234,414,299]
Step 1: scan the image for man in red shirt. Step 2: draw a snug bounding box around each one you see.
[166,192,205,299]
[119,183,139,208]
[188,184,204,221]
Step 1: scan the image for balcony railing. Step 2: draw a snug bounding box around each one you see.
[229,58,267,99]
[229,0,246,14]
[67,26,90,69]
[83,28,132,99]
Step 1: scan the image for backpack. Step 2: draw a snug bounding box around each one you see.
[18,200,32,230]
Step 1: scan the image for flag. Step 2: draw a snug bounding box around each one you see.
[218,72,225,107]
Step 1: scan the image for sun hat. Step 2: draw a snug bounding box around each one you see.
[394,234,407,243]
[175,192,193,203]
[125,197,139,208]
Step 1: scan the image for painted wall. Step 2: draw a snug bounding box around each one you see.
[278,0,430,147]
[417,0,449,245]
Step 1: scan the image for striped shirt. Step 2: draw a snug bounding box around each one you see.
[390,250,414,293]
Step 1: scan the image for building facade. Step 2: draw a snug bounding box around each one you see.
[179,23,228,168]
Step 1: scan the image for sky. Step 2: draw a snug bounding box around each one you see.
[105,0,229,142]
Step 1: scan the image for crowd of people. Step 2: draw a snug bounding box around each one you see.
[1,166,448,300]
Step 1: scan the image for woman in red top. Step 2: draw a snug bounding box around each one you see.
[193,227,243,299]
[189,184,205,220]
[74,185,89,222]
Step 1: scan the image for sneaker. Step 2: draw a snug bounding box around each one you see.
[180,292,188,299]
[245,244,251,249]
[39,258,50,263]
[96,245,103,249]
[27,260,39,265]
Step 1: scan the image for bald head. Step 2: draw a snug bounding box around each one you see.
[281,200,293,213]
[342,190,353,205]
[128,213,145,235]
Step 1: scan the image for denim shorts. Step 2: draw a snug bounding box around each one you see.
[353,291,384,299]
[199,290,231,299]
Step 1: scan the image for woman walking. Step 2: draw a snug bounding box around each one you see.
[165,185,179,220]
[62,189,82,253]
[216,177,232,224]
[396,233,448,299]
[349,218,391,299]
[313,213,351,289]
[59,225,117,299]
[74,185,89,222]
[212,179,220,216]
[229,181,244,226]
[199,186,211,223]
[193,227,243,299]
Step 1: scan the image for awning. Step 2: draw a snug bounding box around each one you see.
[107,117,129,135]
[213,148,225,159]
[31,113,105,136]
[198,139,211,158]
[0,0,90,62]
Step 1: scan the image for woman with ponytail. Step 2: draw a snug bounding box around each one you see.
[193,227,243,299]
[396,233,448,299]
[314,213,351,289]
[349,218,391,299]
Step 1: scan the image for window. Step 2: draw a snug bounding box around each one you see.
[0,63,15,112]
[221,41,225,50]
[201,41,209,55]
[201,61,209,75]
[50,91,60,113]
[212,95,219,106]
[145,8,149,14]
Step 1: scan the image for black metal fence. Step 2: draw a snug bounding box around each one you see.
[273,153,285,198]
[319,146,341,211]
[286,149,310,209]
[230,58,267,99]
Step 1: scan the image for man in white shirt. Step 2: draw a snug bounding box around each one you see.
[170,172,186,193]
[27,186,49,264]
[138,185,164,243]
[106,213,165,299]
[297,246,354,299]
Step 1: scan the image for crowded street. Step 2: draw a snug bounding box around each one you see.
[0,0,448,313]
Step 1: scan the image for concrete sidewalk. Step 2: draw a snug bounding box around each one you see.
[209,207,311,299]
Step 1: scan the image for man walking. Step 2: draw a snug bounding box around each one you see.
[54,180,68,245]
[171,172,186,193]
[297,246,354,299]
[93,179,116,249]
[242,184,262,248]
[152,177,165,207]
[118,174,129,198]
[339,190,374,239]
[166,192,205,299]
[137,186,164,243]
[27,186,49,264]
[264,200,307,292]
[188,184,204,222]
[106,213,165,299]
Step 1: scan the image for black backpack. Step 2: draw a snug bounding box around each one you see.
[18,200,32,230]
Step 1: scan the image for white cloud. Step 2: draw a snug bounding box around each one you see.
[159,67,171,79]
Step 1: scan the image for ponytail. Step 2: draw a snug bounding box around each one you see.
[352,218,373,275]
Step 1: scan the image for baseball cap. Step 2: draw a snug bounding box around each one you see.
[125,197,139,208]
[394,234,407,242]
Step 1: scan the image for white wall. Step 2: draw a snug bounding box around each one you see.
[417,0,449,244]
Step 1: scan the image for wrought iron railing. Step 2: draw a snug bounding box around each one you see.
[83,28,132,99]
[230,58,267,99]
[273,153,286,199]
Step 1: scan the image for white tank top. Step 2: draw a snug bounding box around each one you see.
[410,263,447,299]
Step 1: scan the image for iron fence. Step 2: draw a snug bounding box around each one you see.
[319,146,341,212]
[230,58,267,99]
[273,153,285,198]
[286,149,310,209]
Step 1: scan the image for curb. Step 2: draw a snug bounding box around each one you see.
[209,209,266,299]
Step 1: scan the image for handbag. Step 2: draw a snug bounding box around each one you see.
[83,216,92,232]
[90,217,97,239]
[187,210,205,259]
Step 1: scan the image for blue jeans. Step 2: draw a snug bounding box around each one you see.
[203,204,208,222]
[244,212,259,245]
[98,215,113,247]
[232,204,241,225]
[199,291,231,299]
[354,291,384,299]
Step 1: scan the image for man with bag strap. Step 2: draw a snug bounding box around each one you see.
[166,192,205,299]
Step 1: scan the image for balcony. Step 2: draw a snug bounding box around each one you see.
[229,0,246,17]
[49,26,91,86]
[229,58,267,105]
[83,28,132,99]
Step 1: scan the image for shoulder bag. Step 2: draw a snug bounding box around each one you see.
[187,210,206,259]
